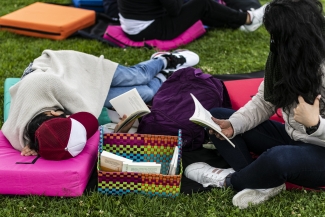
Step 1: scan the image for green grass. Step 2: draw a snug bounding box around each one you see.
[2,0,325,216]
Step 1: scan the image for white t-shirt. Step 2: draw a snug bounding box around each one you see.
[119,14,154,35]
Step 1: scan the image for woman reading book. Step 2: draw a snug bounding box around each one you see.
[2,49,199,159]
[185,0,325,209]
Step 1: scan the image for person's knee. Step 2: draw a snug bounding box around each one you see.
[209,107,235,119]
[258,146,293,171]
[140,90,155,103]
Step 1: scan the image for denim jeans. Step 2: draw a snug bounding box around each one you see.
[104,58,164,108]
[209,107,325,191]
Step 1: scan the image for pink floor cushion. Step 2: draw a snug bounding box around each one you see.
[103,20,206,51]
[0,130,99,197]
[223,78,284,123]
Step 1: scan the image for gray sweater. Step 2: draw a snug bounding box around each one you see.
[1,50,118,151]
[229,80,325,147]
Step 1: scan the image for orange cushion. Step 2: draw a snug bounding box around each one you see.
[0,2,95,40]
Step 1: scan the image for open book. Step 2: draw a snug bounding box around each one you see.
[102,109,139,134]
[189,93,235,148]
[109,88,150,133]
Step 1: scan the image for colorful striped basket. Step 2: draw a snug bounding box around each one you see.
[97,127,182,197]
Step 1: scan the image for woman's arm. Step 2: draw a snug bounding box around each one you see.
[228,81,276,137]
[293,95,325,139]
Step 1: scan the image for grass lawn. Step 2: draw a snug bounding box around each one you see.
[1,0,325,216]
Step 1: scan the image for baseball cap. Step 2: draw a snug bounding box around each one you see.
[35,112,98,160]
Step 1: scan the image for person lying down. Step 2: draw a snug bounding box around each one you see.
[1,49,199,160]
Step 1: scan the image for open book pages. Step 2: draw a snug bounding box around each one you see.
[102,109,139,133]
[109,88,150,133]
[189,93,235,148]
[168,146,179,175]
[102,123,138,134]
[100,151,133,172]
[107,109,139,127]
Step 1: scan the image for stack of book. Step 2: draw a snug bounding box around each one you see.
[100,144,180,175]
[100,151,161,174]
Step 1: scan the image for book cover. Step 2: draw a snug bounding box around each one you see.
[100,151,133,172]
[189,93,235,148]
[109,88,150,133]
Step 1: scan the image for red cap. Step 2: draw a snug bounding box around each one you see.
[35,112,98,160]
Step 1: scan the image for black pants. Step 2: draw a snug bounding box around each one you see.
[126,0,261,41]
[210,108,325,191]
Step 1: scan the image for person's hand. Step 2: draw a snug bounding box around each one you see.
[114,114,136,133]
[294,95,321,127]
[21,145,38,156]
[209,117,234,140]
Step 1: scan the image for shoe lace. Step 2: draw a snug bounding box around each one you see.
[163,54,186,69]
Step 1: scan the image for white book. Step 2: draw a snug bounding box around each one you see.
[122,161,157,172]
[100,151,133,172]
[126,162,161,174]
[109,88,150,133]
[189,93,235,148]
[168,146,179,175]
[122,161,129,172]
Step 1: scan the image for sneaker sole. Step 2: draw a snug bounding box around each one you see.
[232,184,286,209]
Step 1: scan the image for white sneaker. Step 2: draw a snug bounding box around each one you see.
[151,49,199,70]
[240,4,268,32]
[184,162,235,188]
[232,183,286,209]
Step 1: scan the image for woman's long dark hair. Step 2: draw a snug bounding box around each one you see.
[263,0,325,112]
[24,110,68,151]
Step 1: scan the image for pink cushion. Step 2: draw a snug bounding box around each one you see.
[0,130,99,197]
[103,20,206,51]
[223,78,284,123]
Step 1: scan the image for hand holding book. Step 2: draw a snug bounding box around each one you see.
[209,117,234,141]
[109,88,151,133]
[189,93,235,148]
[113,114,137,133]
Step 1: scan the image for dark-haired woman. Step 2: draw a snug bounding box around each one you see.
[185,0,325,209]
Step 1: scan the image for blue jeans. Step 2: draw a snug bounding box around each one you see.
[210,107,325,191]
[104,58,164,108]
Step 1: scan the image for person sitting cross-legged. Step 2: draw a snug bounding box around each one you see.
[185,0,325,209]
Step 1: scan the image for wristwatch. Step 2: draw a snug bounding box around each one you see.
[306,119,320,135]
